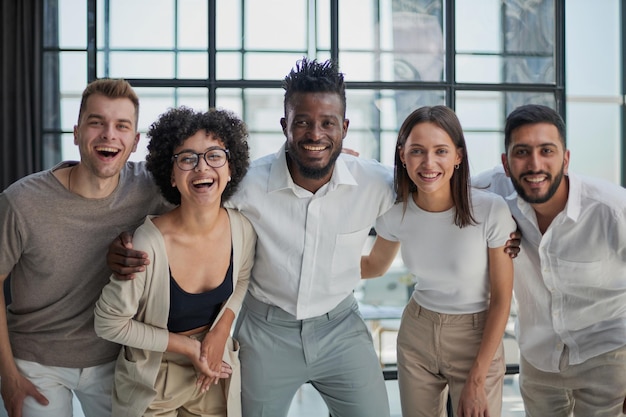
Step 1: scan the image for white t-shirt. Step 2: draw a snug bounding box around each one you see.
[375,188,516,314]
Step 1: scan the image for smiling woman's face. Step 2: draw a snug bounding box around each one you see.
[171,130,231,206]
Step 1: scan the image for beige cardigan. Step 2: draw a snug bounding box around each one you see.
[94,208,256,417]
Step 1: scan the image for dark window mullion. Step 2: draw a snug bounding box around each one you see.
[446,0,456,109]
[87,0,97,81]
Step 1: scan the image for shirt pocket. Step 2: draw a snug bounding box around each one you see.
[555,258,606,287]
[330,226,371,279]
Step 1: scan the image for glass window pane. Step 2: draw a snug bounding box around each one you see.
[455,55,502,83]
[244,54,307,80]
[345,90,382,160]
[455,91,504,176]
[390,1,444,82]
[503,57,554,84]
[216,88,243,119]
[59,132,80,163]
[178,0,208,49]
[456,0,500,52]
[43,134,63,169]
[120,87,208,162]
[43,0,59,48]
[98,52,175,78]
[465,132,503,177]
[134,87,177,132]
[379,0,394,50]
[344,89,444,162]
[175,88,210,112]
[247,133,285,161]
[504,0,554,55]
[342,0,445,83]
[503,0,555,84]
[567,103,621,183]
[504,92,555,116]
[243,89,283,132]
[241,89,285,159]
[379,131,399,168]
[339,0,376,50]
[105,0,174,48]
[58,0,87,48]
[393,90,445,123]
[457,0,555,84]
[244,0,306,50]
[456,91,503,132]
[60,97,81,131]
[566,0,620,96]
[339,52,380,82]
[59,52,88,92]
[316,0,331,50]
[217,0,242,49]
[457,90,556,175]
[177,53,208,79]
[43,52,86,131]
[217,53,242,80]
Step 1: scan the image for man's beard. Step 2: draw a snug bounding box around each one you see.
[286,143,342,180]
[511,164,565,204]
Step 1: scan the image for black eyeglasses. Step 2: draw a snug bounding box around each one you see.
[172,148,229,171]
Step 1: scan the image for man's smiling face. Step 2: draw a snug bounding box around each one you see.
[503,122,569,204]
[281,91,349,190]
[74,93,139,179]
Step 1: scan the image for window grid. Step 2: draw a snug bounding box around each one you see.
[42,0,567,167]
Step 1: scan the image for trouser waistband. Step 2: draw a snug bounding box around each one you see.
[243,292,358,323]
[409,298,487,327]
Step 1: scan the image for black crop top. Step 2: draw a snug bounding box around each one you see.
[167,252,234,333]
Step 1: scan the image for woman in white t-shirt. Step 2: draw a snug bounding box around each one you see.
[362,105,516,417]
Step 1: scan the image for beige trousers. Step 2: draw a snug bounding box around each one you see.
[520,344,626,417]
[144,333,227,417]
[397,299,505,417]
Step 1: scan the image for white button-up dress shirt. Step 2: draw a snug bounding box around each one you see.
[227,146,395,319]
[493,171,626,372]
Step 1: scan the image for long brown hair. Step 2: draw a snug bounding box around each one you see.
[394,105,476,228]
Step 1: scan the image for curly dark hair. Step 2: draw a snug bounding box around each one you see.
[146,106,250,205]
[282,57,346,117]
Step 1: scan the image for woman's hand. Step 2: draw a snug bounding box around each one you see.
[195,329,229,391]
[457,379,490,417]
[185,338,225,386]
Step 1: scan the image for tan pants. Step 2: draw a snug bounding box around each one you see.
[520,344,626,417]
[397,299,505,417]
[145,334,227,417]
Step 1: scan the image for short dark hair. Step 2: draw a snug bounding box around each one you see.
[504,104,566,152]
[78,78,139,128]
[282,57,346,116]
[395,105,475,228]
[146,106,250,205]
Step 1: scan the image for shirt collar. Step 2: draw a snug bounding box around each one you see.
[510,173,580,223]
[268,144,358,194]
[564,172,581,221]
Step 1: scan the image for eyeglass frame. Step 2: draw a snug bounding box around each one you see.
[171,147,230,171]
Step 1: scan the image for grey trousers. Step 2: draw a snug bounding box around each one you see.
[233,293,390,417]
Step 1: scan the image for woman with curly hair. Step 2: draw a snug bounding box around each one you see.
[95,107,256,417]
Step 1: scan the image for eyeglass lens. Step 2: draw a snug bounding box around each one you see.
[175,149,228,170]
